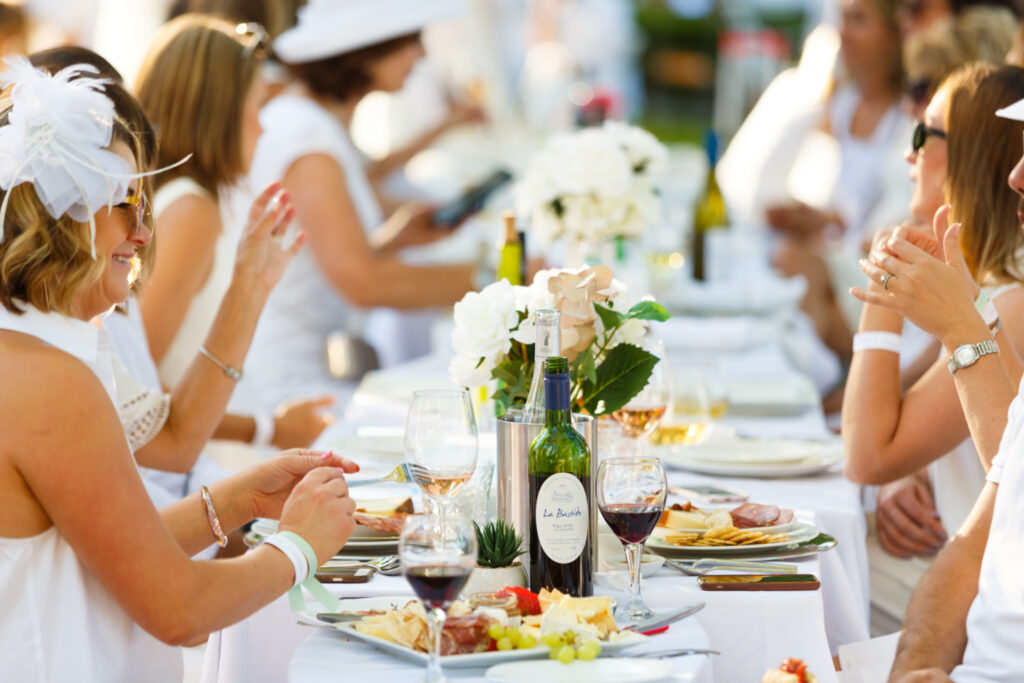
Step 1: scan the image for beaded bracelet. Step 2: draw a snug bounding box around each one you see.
[200,485,228,548]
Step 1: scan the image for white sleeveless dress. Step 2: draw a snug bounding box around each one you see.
[243,94,375,411]
[0,304,181,682]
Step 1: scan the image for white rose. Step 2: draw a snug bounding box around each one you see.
[602,120,668,175]
[449,350,494,388]
[450,280,520,374]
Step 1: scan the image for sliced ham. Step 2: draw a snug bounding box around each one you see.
[775,509,794,525]
[353,511,407,535]
[440,613,494,655]
[731,503,785,528]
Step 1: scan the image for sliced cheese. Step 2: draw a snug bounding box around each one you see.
[658,508,709,530]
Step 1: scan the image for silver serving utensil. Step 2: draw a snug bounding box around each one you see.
[346,463,416,487]
[621,602,705,632]
[629,648,721,658]
[666,558,798,576]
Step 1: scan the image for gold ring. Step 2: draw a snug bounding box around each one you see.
[881,272,894,290]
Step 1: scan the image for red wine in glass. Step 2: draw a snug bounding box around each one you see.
[600,503,662,544]
[406,566,472,609]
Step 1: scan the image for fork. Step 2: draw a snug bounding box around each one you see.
[346,463,416,487]
[324,555,401,575]
[666,558,798,576]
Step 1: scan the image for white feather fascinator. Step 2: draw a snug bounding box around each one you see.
[0,56,153,258]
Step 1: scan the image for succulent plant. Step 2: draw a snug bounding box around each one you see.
[474,519,526,568]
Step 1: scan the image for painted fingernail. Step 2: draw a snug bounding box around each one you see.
[320,449,334,461]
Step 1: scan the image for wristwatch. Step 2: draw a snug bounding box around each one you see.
[947,339,1000,375]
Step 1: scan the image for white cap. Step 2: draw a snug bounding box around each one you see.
[274,0,466,64]
[996,97,1024,122]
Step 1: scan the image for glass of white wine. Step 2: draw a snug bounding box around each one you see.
[405,390,479,515]
[612,340,670,457]
[654,360,725,447]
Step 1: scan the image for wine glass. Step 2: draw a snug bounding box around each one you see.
[597,457,667,622]
[405,390,479,515]
[611,340,670,457]
[400,514,478,683]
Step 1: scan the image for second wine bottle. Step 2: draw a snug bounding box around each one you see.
[528,356,593,596]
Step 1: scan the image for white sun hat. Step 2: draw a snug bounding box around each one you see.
[273,0,466,65]
[996,98,1024,122]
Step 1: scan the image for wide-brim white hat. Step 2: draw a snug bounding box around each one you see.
[274,0,466,64]
[997,98,1024,122]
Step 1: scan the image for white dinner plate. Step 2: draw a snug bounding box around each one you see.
[335,620,648,669]
[250,518,399,550]
[647,521,819,556]
[658,440,843,479]
[656,516,799,538]
[486,658,673,682]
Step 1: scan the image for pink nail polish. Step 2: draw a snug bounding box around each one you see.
[320,449,333,461]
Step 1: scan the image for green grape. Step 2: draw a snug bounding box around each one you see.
[505,628,521,647]
[541,633,564,649]
[563,630,576,645]
[576,641,600,661]
[487,624,504,641]
[519,634,537,650]
[496,637,513,651]
[557,645,577,664]
[548,645,563,660]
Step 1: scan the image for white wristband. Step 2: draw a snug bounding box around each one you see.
[250,412,275,448]
[263,533,309,587]
[853,331,902,354]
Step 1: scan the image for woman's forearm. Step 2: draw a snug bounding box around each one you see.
[213,413,257,443]
[328,258,475,309]
[134,280,269,472]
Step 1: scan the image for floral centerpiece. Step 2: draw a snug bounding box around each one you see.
[449,265,670,416]
[515,121,668,250]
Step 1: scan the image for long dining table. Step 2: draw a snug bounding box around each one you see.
[200,305,868,683]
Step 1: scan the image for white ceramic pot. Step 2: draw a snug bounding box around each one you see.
[461,562,528,597]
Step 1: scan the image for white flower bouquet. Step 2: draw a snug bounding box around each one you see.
[516,121,668,248]
[449,265,670,416]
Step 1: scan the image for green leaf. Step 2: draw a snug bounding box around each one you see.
[582,343,659,416]
[627,300,671,322]
[575,348,597,385]
[491,358,523,386]
[594,303,625,330]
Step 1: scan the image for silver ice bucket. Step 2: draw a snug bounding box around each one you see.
[496,414,598,582]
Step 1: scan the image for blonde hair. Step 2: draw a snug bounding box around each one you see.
[135,14,262,197]
[942,63,1024,284]
[0,116,150,315]
[904,8,1016,88]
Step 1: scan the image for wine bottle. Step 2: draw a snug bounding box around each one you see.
[691,130,728,281]
[496,211,523,286]
[528,356,593,596]
[521,309,560,424]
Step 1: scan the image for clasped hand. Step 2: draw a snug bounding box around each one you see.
[851,205,981,340]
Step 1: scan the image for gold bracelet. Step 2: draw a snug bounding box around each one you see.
[200,485,228,547]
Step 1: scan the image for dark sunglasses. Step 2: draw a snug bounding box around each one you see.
[236,22,271,60]
[912,121,946,153]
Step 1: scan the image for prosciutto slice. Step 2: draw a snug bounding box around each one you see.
[353,512,407,535]
[730,503,793,528]
[440,613,493,655]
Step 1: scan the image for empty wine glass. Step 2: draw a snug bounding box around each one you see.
[400,515,478,683]
[405,390,479,515]
[611,340,670,457]
[597,457,667,622]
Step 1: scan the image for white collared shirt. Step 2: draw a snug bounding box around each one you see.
[0,302,116,403]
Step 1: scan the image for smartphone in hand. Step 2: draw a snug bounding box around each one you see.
[431,168,513,228]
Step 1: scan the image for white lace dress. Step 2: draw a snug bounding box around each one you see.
[0,304,181,682]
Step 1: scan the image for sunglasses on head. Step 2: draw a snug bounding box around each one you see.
[912,120,947,153]
[905,77,933,106]
[236,22,271,60]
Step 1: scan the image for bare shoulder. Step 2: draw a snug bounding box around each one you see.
[992,285,1024,349]
[156,193,222,244]
[285,153,347,188]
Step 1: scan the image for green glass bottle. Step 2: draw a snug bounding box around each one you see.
[528,356,593,596]
[691,130,728,281]
[496,211,523,286]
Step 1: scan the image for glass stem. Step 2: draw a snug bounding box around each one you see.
[426,606,447,682]
[625,541,643,605]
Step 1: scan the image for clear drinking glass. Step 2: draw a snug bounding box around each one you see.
[611,340,670,457]
[656,360,725,447]
[596,457,667,622]
[405,390,479,515]
[400,515,478,683]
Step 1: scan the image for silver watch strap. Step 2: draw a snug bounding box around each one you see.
[947,339,999,375]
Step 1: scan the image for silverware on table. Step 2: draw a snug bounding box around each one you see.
[628,648,721,658]
[322,554,401,576]
[621,602,705,632]
[346,463,417,487]
[666,558,798,576]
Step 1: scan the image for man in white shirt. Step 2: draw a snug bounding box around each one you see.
[887,97,1024,681]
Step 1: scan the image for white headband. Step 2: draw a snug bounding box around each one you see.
[0,56,185,259]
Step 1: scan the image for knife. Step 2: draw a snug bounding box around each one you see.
[620,601,705,632]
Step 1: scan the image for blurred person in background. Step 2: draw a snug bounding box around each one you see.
[843,63,1024,635]
[242,0,483,412]
[768,0,911,365]
[0,1,25,56]
[897,0,1022,36]
[168,0,305,38]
